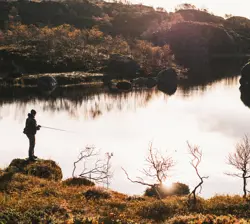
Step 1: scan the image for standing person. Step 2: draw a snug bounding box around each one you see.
[23,109,41,160]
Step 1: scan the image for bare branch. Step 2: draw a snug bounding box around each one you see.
[141,143,175,184]
[187,142,208,207]
[72,146,114,188]
[72,146,98,177]
[122,168,154,187]
[122,142,175,200]
[225,172,242,178]
[226,135,250,198]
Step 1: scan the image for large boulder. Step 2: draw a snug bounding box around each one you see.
[241,62,250,77]
[240,86,250,109]
[158,84,177,96]
[116,81,132,91]
[5,159,62,181]
[132,77,148,87]
[107,80,132,92]
[157,68,177,87]
[131,77,157,88]
[37,76,57,91]
[157,68,178,95]
[146,77,157,88]
[240,62,250,86]
[105,54,140,77]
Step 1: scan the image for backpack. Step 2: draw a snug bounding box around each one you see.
[23,127,27,134]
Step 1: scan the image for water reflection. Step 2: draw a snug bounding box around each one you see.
[0,76,241,120]
[179,76,239,98]
[0,85,161,120]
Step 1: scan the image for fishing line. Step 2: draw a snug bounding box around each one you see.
[41,125,77,134]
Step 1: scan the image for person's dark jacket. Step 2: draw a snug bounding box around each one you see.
[23,113,40,135]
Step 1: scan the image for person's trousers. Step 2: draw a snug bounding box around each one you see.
[26,134,35,158]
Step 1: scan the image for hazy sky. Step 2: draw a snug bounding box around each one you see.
[130,0,250,19]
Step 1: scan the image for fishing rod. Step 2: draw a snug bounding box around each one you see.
[40,125,76,133]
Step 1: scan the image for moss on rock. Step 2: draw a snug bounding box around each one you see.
[5,159,62,181]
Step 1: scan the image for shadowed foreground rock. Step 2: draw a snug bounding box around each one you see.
[157,68,178,95]
[157,68,177,87]
[5,158,62,181]
[240,86,250,109]
[37,76,57,91]
[158,84,177,96]
[131,77,157,88]
[116,81,132,91]
[240,62,250,86]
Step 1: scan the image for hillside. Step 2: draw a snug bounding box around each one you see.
[1,159,250,223]
[1,1,250,81]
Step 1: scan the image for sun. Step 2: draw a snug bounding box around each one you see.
[163,180,173,188]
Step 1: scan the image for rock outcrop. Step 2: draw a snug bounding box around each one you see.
[5,158,63,181]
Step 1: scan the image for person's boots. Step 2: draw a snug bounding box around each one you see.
[29,156,35,161]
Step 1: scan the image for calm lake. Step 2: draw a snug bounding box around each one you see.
[0,76,249,198]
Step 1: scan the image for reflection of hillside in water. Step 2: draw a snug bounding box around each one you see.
[0,75,240,120]
[178,76,239,97]
[0,85,160,119]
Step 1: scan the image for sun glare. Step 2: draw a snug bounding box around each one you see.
[163,180,173,188]
[131,0,250,19]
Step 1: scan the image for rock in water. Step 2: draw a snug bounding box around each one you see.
[132,77,148,87]
[158,84,177,96]
[241,62,250,77]
[157,68,178,91]
[131,77,157,88]
[37,76,57,91]
[146,77,157,88]
[116,81,132,91]
[240,62,250,86]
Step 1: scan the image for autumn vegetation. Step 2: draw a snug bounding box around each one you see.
[2,1,250,223]
[1,136,250,223]
[1,0,250,81]
[1,160,250,223]
[1,171,250,223]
